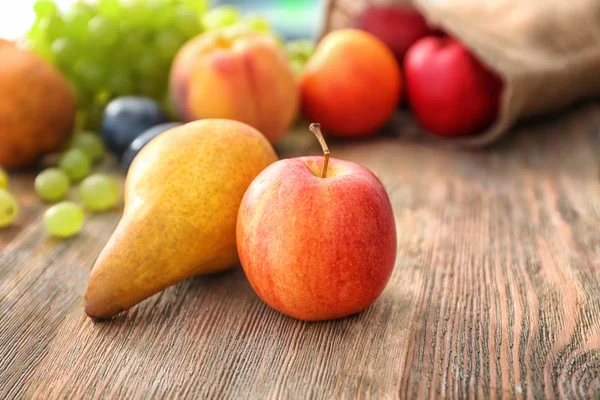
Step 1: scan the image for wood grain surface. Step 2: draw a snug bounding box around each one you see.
[2,104,600,399]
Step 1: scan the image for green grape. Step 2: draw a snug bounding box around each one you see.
[136,79,161,99]
[183,0,208,14]
[74,60,104,87]
[75,110,88,131]
[121,32,144,60]
[148,0,175,29]
[135,52,160,81]
[244,15,271,33]
[51,37,77,64]
[107,71,133,95]
[34,0,57,17]
[202,6,240,31]
[74,84,94,109]
[28,18,54,60]
[285,40,316,62]
[174,4,200,37]
[27,35,53,61]
[0,168,8,189]
[290,59,304,76]
[35,168,70,202]
[70,131,105,163]
[94,91,111,109]
[79,174,119,212]
[43,202,84,238]
[65,2,93,41]
[88,16,118,46]
[58,148,91,182]
[156,31,181,61]
[47,14,68,40]
[120,0,149,30]
[27,19,46,42]
[98,0,121,21]
[0,189,19,229]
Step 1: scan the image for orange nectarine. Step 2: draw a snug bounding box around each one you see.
[301,29,402,137]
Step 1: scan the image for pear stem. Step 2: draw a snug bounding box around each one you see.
[309,123,330,178]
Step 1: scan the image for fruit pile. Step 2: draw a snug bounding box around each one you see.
[0,1,317,237]
[26,0,205,128]
[25,0,310,129]
[0,2,507,322]
[353,5,504,138]
[84,120,396,322]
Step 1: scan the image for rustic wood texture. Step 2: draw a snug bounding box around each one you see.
[2,104,600,398]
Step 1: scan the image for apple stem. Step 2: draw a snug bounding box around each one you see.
[309,123,330,178]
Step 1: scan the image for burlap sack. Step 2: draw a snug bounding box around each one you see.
[322,0,600,146]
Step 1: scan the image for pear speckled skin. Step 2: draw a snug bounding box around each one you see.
[85,119,278,319]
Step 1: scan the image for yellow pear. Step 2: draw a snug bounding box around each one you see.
[84,119,278,319]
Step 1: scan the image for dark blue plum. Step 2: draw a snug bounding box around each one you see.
[120,122,183,171]
[101,96,169,156]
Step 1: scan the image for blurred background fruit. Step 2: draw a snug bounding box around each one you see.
[0,39,75,168]
[284,39,315,76]
[301,29,402,137]
[101,96,169,156]
[355,6,436,62]
[21,0,318,131]
[404,36,503,137]
[121,122,183,171]
[169,27,298,144]
[25,0,208,130]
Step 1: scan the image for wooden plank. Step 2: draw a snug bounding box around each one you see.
[1,104,600,398]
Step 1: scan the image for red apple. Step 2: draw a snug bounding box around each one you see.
[237,124,397,321]
[404,36,503,137]
[355,6,436,62]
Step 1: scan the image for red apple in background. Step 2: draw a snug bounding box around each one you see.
[404,36,503,137]
[355,6,436,62]
[237,124,397,321]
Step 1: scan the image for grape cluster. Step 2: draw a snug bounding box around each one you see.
[27,0,209,129]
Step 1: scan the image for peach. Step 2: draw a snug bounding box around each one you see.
[301,29,402,137]
[169,27,298,144]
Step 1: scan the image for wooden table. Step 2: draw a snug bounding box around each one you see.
[2,104,600,399]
